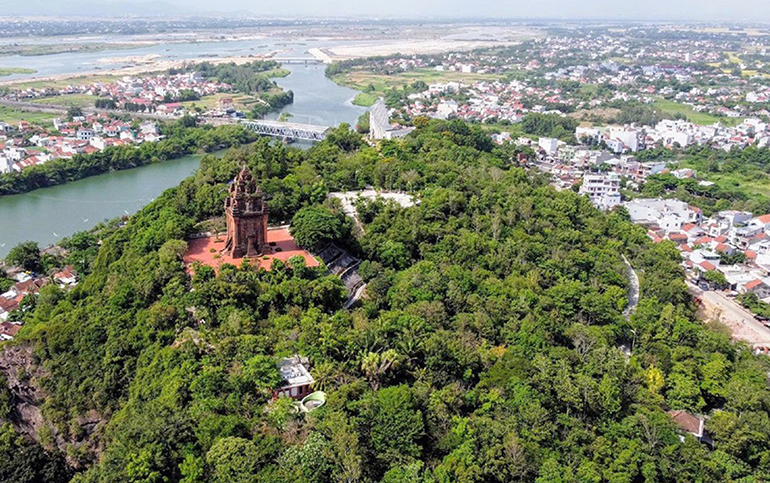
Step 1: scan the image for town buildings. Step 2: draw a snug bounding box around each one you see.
[0,116,160,174]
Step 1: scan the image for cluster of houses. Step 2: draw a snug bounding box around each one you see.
[490,115,770,212]
[402,78,589,124]
[0,266,77,338]
[577,117,770,153]
[625,200,770,303]
[372,29,770,127]
[3,72,230,114]
[0,116,161,174]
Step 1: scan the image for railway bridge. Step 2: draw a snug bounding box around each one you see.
[241,119,330,142]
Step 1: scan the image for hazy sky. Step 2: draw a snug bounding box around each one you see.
[8,0,770,21]
[175,0,770,21]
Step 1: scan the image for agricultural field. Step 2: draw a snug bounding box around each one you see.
[332,68,501,95]
[32,94,97,108]
[653,99,743,126]
[5,74,121,90]
[179,93,258,111]
[0,105,56,126]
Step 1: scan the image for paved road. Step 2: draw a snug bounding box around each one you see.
[687,282,770,345]
[622,255,639,319]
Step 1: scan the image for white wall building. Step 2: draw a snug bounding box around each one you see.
[538,137,559,156]
[624,198,703,233]
[579,173,621,210]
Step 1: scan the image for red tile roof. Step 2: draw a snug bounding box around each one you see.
[0,323,20,338]
[745,279,764,290]
[668,410,704,437]
[699,260,717,271]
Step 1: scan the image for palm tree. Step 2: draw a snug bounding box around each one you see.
[360,349,400,390]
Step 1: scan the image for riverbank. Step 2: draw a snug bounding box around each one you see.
[0,52,283,88]
[0,124,256,196]
[0,151,215,258]
[0,68,36,77]
[0,63,365,257]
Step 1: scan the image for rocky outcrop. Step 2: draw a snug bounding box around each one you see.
[0,345,47,440]
[0,344,104,468]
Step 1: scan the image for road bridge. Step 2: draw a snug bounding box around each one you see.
[241,119,330,142]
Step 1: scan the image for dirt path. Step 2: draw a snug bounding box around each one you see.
[688,282,770,345]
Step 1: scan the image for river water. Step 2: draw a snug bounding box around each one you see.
[0,58,366,257]
[0,36,365,80]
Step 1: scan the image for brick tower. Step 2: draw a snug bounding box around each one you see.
[223,166,269,258]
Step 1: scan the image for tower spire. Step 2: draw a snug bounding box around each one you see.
[222,166,269,258]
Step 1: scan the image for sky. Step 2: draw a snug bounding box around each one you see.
[204,0,770,21]
[6,0,770,22]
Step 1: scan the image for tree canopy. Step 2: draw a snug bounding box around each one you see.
[0,119,768,483]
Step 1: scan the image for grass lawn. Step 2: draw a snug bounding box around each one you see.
[333,68,501,95]
[352,92,377,107]
[653,99,743,126]
[0,105,56,126]
[0,68,37,77]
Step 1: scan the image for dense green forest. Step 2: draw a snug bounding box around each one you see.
[2,119,770,483]
[0,121,256,196]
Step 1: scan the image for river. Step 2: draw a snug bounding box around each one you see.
[0,64,366,258]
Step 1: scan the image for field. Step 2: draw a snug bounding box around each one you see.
[6,74,122,90]
[653,99,743,126]
[352,92,377,107]
[0,68,37,77]
[32,94,97,108]
[332,68,501,95]
[0,105,56,126]
[568,107,622,121]
[179,93,258,111]
[681,168,770,199]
